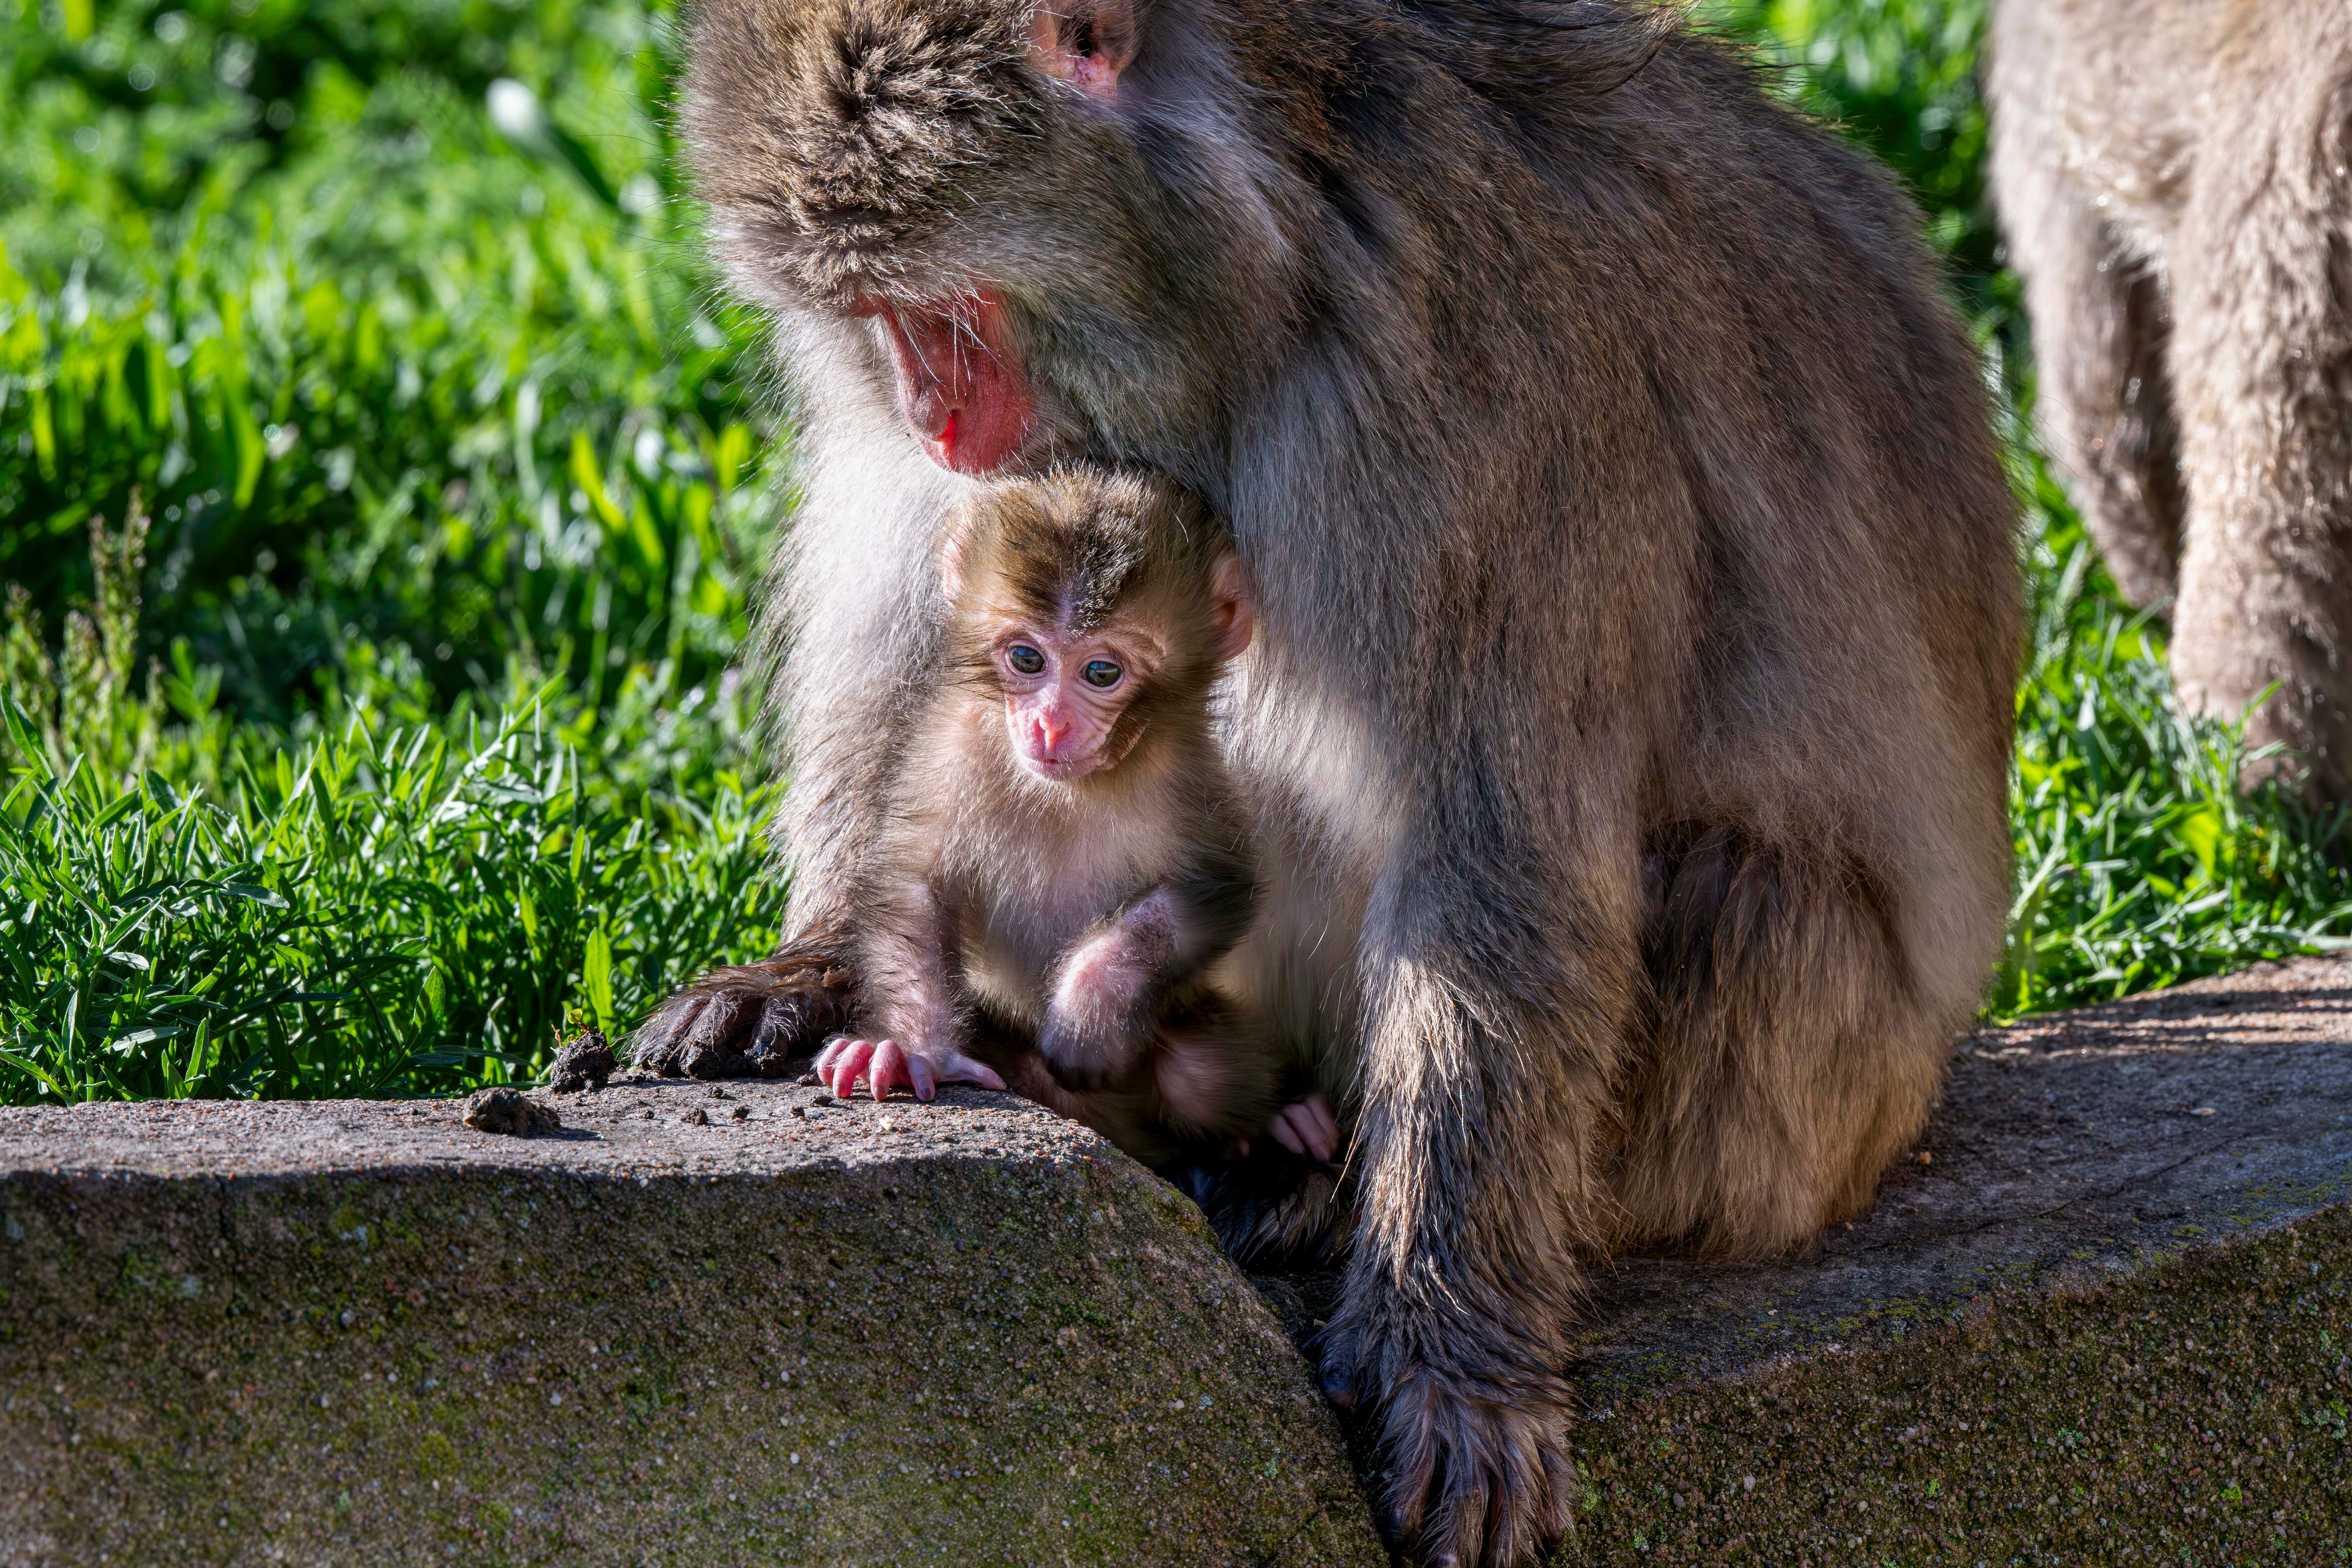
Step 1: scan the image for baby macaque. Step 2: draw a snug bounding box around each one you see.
[812,469,1337,1168]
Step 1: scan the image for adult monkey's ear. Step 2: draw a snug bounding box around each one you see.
[1029,0,1136,101]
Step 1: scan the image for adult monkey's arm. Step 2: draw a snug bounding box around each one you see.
[631,384,959,1079]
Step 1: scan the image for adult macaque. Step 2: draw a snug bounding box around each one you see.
[1989,1,2352,798]
[808,466,1334,1167]
[642,0,2020,1560]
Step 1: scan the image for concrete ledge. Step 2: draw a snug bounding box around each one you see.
[7,960,2350,1566]
[0,1083,1380,1566]
[1549,957,2352,1563]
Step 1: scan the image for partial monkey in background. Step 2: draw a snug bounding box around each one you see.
[642,0,2022,1560]
[811,468,1340,1171]
[1990,0,2352,799]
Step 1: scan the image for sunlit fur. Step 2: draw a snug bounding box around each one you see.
[644,2,2024,1561]
[1989,0,2352,801]
[849,468,1288,1162]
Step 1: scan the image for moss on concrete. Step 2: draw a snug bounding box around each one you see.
[0,1083,1381,1567]
[1563,1212,2352,1565]
[1538,958,2352,1565]
[11,959,2352,1567]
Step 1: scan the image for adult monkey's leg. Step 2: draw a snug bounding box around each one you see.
[2000,178,2183,610]
[1322,814,1642,1567]
[1987,9,2185,611]
[2165,77,2352,803]
[1612,831,1974,1259]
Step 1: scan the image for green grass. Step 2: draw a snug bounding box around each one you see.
[1,0,772,720]
[1998,435,2352,1013]
[0,0,795,1099]
[0,689,779,1100]
[1,0,2348,1103]
[0,497,782,1102]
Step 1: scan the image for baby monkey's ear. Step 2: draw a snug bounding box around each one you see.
[1028,0,1136,101]
[936,509,978,607]
[1208,551,1255,662]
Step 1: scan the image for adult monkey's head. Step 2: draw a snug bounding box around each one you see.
[684,0,1317,476]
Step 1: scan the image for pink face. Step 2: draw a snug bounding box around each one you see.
[852,2,1133,476]
[863,293,1036,475]
[993,625,1159,781]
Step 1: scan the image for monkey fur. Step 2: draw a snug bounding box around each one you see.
[810,466,1298,1167]
[1989,0,2352,799]
[637,1,2021,1560]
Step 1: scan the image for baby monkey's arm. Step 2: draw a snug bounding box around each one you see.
[1039,865,1253,1089]
[818,874,1004,1102]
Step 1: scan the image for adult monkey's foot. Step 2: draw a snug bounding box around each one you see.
[1322,1309,1577,1567]
[630,921,858,1079]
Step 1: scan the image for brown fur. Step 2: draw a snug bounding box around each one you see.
[856,468,1285,1161]
[1989,0,2352,798]
[637,2,2021,1560]
[645,918,859,1078]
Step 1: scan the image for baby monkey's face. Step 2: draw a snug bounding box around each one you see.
[989,615,1167,782]
[943,469,1253,784]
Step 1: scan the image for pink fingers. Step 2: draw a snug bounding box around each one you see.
[869,1039,913,1100]
[1270,1094,1340,1164]
[941,1050,1007,1092]
[1304,1094,1340,1162]
[814,1037,1004,1100]
[824,1038,875,1099]
[1270,1108,1308,1159]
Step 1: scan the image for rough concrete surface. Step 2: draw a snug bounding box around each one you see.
[0,1080,1381,1567]
[1544,957,2352,1565]
[5,959,2351,1568]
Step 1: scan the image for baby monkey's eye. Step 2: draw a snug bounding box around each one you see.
[1007,645,1045,676]
[1080,659,1123,689]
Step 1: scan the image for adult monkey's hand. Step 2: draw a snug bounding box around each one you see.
[631,925,857,1081]
[663,0,2022,1560]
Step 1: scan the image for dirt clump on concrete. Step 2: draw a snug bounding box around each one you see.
[549,1029,616,1092]
[462,1087,561,1136]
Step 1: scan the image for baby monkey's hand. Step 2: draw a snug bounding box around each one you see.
[814,1035,1005,1102]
